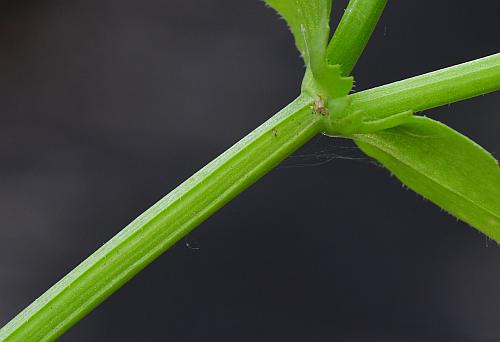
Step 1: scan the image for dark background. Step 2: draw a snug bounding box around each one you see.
[1,0,499,341]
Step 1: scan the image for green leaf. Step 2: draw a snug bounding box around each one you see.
[265,0,353,99]
[354,116,500,241]
[265,0,330,64]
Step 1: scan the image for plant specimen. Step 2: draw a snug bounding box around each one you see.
[1,0,499,340]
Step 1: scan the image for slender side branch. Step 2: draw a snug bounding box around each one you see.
[349,53,500,118]
[0,96,318,341]
[327,0,387,75]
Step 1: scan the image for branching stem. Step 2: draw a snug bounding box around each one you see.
[2,2,500,341]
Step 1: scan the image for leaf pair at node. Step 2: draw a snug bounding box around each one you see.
[265,0,413,136]
[266,0,500,242]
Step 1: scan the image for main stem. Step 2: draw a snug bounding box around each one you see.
[0,96,319,341]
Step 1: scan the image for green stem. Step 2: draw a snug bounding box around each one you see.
[2,46,499,342]
[327,0,387,75]
[0,95,319,341]
[349,53,500,118]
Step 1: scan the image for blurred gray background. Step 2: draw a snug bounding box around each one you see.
[1,0,500,341]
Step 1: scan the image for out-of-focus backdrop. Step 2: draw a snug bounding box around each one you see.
[1,1,500,341]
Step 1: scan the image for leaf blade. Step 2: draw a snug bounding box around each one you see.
[265,0,330,63]
[264,0,353,99]
[354,116,500,241]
